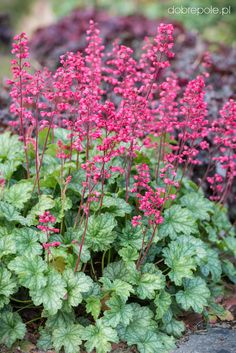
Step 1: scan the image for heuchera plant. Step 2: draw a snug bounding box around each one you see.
[0,22,236,353]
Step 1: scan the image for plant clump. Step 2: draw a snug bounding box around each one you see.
[0,21,235,353]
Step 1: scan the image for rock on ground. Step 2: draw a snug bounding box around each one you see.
[173,327,236,353]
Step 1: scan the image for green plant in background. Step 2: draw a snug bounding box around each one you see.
[1,0,236,44]
[51,0,236,44]
[0,0,33,28]
[151,0,236,44]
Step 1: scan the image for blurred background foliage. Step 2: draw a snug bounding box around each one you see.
[0,0,236,43]
[0,0,235,79]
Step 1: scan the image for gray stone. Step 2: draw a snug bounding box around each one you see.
[173,327,236,353]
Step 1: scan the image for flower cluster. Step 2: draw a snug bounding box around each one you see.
[131,164,166,225]
[209,99,236,202]
[8,21,236,244]
[37,211,59,234]
[43,241,61,250]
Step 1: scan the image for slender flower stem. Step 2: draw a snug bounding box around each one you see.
[136,224,158,269]
[19,50,30,178]
[34,74,41,193]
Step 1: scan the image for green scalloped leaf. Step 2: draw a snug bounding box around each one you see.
[45,308,75,330]
[224,236,236,257]
[52,324,83,353]
[136,272,165,299]
[176,277,210,313]
[103,261,128,281]
[0,201,28,225]
[118,223,143,250]
[101,277,134,301]
[118,303,157,342]
[26,195,55,226]
[222,260,236,284]
[70,242,91,263]
[0,266,17,309]
[125,330,167,353]
[129,263,165,299]
[100,196,132,217]
[37,327,53,351]
[103,295,133,327]
[162,308,173,325]
[86,296,102,320]
[0,234,16,258]
[30,269,66,315]
[163,236,197,285]
[4,182,32,210]
[159,205,198,239]
[8,255,47,290]
[211,204,232,231]
[80,213,117,252]
[13,227,42,256]
[161,318,185,338]
[63,269,93,307]
[180,192,213,221]
[118,246,139,265]
[0,132,23,162]
[0,160,22,180]
[154,290,172,320]
[158,333,176,352]
[82,319,119,353]
[199,249,222,282]
[0,311,26,348]
[53,196,73,222]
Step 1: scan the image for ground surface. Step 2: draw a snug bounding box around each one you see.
[173,326,236,353]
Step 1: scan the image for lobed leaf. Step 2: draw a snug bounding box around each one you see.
[103,295,133,327]
[154,290,172,320]
[30,269,66,315]
[86,296,102,320]
[118,223,143,250]
[163,236,197,285]
[13,227,42,256]
[176,277,210,313]
[0,201,28,225]
[100,196,132,217]
[82,319,119,353]
[52,324,83,353]
[161,318,185,338]
[159,205,198,239]
[4,182,32,210]
[0,234,16,258]
[0,266,17,309]
[0,311,26,348]
[63,269,93,307]
[103,260,128,281]
[8,255,47,290]
[180,192,213,221]
[80,213,117,252]
[101,277,134,301]
[118,303,157,341]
